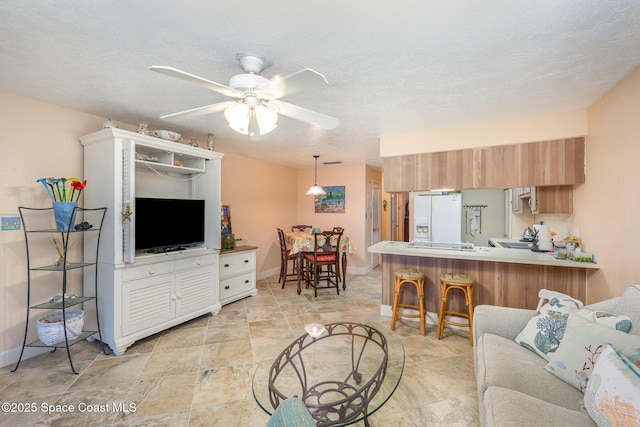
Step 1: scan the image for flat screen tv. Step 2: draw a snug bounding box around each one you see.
[135,198,205,253]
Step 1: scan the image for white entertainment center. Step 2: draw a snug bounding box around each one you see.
[80,128,224,355]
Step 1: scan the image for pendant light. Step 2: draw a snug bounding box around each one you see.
[305,155,326,196]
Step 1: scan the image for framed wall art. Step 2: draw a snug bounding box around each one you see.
[314,185,345,213]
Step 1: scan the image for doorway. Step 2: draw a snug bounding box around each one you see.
[390,192,408,241]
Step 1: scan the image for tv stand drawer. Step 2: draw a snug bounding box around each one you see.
[176,254,215,272]
[123,261,174,282]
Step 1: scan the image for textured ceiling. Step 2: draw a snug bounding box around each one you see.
[2,1,640,170]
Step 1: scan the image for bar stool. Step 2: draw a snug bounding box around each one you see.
[391,268,426,335]
[438,273,474,345]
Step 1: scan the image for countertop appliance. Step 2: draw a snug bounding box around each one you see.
[413,192,462,243]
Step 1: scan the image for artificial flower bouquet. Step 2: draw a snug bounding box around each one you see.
[37,177,87,202]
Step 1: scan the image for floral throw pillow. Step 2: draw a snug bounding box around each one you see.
[514,294,583,360]
[584,344,640,426]
[545,314,640,392]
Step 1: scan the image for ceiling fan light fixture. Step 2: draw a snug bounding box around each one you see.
[255,105,278,135]
[225,102,277,137]
[224,103,250,133]
[151,55,338,137]
[305,155,326,196]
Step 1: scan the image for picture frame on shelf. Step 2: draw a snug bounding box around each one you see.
[221,205,232,234]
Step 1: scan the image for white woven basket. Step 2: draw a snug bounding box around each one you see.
[36,310,84,346]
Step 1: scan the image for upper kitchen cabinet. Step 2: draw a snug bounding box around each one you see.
[383,137,585,192]
[383,155,420,194]
[530,185,574,214]
[384,148,475,191]
[511,185,573,214]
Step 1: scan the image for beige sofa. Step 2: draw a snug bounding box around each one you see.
[473,285,640,427]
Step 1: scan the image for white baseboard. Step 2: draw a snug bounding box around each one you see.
[1,346,51,369]
[257,267,280,281]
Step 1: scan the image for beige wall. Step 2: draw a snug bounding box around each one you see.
[380,109,588,156]
[219,151,298,275]
[578,66,640,303]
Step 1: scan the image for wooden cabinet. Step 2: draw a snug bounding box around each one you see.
[529,186,573,214]
[511,185,573,214]
[383,137,585,192]
[80,128,224,355]
[510,188,524,213]
[219,246,258,305]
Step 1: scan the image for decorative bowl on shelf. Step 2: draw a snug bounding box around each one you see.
[152,130,182,142]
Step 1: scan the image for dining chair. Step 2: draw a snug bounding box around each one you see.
[277,228,298,288]
[291,224,313,232]
[303,229,344,297]
[331,227,347,288]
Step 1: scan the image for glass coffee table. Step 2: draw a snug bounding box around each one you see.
[253,322,405,426]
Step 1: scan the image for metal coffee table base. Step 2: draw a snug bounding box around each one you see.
[267,322,391,426]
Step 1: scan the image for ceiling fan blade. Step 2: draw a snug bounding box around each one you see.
[274,101,339,130]
[261,68,329,99]
[160,101,238,120]
[149,66,241,99]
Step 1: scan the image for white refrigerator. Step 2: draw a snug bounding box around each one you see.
[412,192,462,243]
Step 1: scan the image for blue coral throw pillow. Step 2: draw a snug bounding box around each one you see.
[514,293,583,360]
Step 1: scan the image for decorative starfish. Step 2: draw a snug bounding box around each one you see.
[121,203,132,222]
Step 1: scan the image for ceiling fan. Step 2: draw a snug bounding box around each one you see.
[150,54,339,139]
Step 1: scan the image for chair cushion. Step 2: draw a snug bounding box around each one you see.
[304,253,336,262]
[395,268,424,280]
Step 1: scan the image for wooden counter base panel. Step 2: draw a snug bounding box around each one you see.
[381,254,590,314]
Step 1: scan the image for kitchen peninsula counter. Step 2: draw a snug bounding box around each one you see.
[368,241,599,319]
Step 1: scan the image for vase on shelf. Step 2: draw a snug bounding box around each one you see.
[52,201,78,231]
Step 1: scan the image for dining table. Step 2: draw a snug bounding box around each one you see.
[284,230,354,294]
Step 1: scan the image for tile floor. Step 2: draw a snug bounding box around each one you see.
[0,268,479,426]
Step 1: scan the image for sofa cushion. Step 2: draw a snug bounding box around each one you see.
[583,344,640,427]
[614,285,640,335]
[477,333,586,411]
[514,294,583,360]
[484,386,596,427]
[545,313,640,392]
